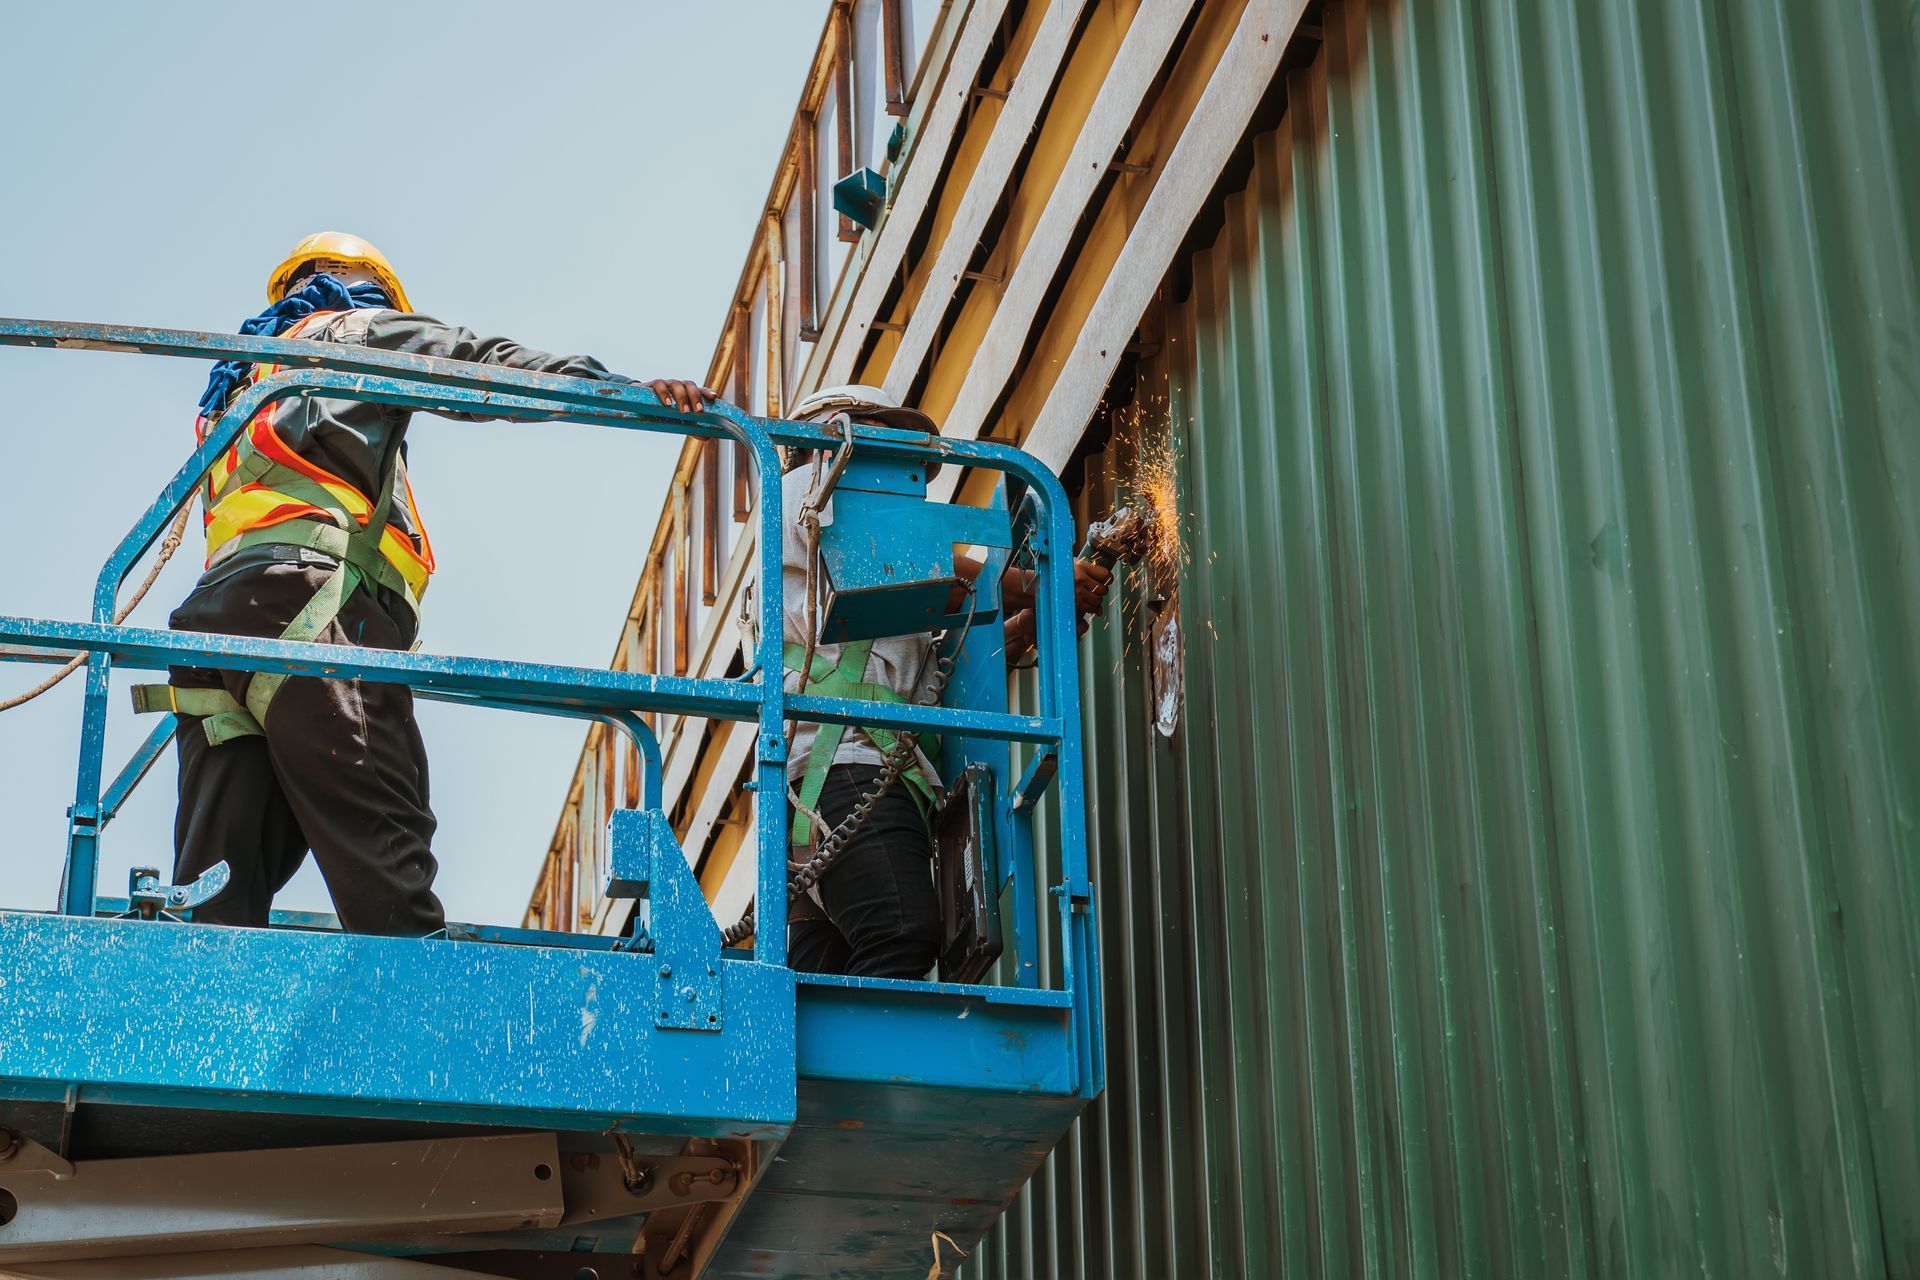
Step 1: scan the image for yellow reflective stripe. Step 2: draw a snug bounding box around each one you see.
[312,476,372,518]
[377,525,431,599]
[204,488,303,552]
[205,489,430,600]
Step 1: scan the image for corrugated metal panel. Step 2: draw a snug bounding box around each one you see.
[966,0,1920,1274]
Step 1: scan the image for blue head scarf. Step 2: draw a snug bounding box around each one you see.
[197,273,392,420]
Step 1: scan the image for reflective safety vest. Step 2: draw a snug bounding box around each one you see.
[198,310,436,599]
[132,310,436,745]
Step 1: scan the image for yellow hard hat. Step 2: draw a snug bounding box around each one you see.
[266,231,412,311]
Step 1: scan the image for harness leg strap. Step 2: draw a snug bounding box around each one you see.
[241,559,358,730]
[130,560,361,745]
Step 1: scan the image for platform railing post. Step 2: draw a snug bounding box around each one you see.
[62,386,272,917]
[748,432,789,966]
[60,653,112,916]
[1027,464,1098,1089]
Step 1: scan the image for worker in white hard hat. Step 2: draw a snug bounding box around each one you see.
[757,385,1111,977]
[140,232,712,936]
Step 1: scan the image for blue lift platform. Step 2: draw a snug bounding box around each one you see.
[0,321,1103,1279]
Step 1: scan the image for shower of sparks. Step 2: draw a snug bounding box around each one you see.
[1133,415,1188,584]
[1093,394,1201,668]
[1106,394,1189,589]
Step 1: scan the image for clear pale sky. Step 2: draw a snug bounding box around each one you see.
[0,2,830,924]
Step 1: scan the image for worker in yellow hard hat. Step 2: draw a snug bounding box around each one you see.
[138,231,713,936]
[263,231,414,311]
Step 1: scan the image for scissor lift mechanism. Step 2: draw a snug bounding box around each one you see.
[0,320,1103,1279]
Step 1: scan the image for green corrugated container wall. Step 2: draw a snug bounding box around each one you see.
[964,0,1918,1274]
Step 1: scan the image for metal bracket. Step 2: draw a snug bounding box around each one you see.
[0,1129,72,1178]
[1009,488,1049,569]
[123,861,229,921]
[602,810,723,1032]
[1010,747,1059,814]
[370,1141,748,1261]
[573,1149,740,1220]
[756,730,788,768]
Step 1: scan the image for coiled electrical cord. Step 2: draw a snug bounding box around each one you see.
[720,598,974,948]
[0,502,195,713]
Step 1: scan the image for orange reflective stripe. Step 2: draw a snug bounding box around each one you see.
[395,463,436,575]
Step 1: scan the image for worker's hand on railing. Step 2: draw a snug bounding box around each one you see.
[644,378,718,414]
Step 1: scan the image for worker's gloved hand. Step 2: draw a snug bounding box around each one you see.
[1001,558,1116,664]
[991,558,1115,614]
[645,377,717,414]
[1075,559,1114,615]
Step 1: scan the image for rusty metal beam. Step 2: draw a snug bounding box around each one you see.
[730,305,754,523]
[763,218,786,419]
[651,569,667,681]
[702,442,721,604]
[836,4,858,241]
[797,115,820,342]
[883,0,907,114]
[557,818,574,934]
[599,730,615,829]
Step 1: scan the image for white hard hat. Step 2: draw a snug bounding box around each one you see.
[789,383,938,434]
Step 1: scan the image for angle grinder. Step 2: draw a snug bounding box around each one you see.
[1079,504,1152,570]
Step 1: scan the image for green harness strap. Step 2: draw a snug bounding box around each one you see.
[785,639,938,845]
[133,445,410,746]
[214,443,360,534]
[128,683,267,747]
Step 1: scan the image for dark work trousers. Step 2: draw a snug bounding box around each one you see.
[786,763,941,978]
[167,547,444,936]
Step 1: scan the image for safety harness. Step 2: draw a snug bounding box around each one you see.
[784,638,937,845]
[132,308,428,744]
[132,417,417,746]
